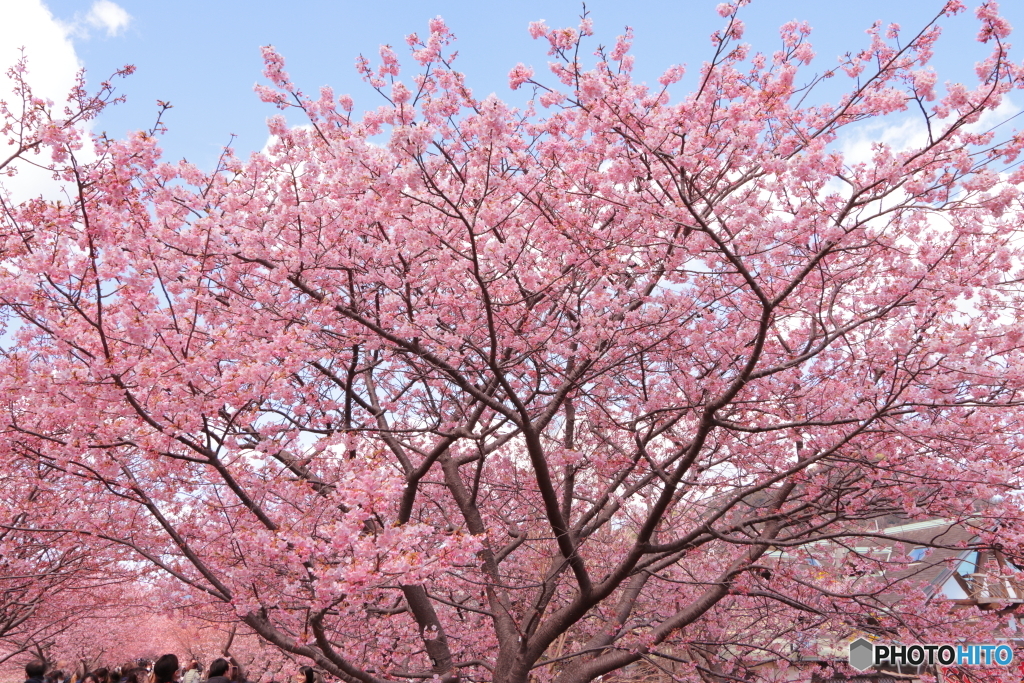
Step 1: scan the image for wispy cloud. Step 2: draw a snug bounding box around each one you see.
[85,0,131,36]
[63,0,132,39]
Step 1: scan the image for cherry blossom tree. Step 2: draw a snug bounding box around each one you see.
[0,452,138,670]
[0,518,93,668]
[1,594,163,675]
[4,2,1024,682]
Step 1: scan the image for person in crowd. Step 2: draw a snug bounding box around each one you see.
[152,655,178,683]
[181,662,200,683]
[122,667,147,683]
[70,660,88,683]
[295,667,314,683]
[82,673,101,683]
[204,659,231,683]
[25,661,46,683]
[93,668,109,683]
[226,658,246,683]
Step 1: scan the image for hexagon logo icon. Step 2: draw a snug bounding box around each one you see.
[848,637,875,672]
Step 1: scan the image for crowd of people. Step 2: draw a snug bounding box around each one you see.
[21,656,317,683]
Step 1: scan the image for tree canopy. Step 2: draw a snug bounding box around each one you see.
[4,2,1024,682]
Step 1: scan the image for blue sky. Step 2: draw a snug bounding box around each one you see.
[5,1,1024,170]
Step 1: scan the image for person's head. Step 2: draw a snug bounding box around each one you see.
[153,656,178,683]
[26,662,46,680]
[295,668,313,683]
[93,669,108,683]
[83,674,100,683]
[207,660,228,679]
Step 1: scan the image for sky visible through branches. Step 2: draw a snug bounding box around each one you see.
[5,0,1024,168]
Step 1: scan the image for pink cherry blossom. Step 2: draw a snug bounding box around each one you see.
[4,5,1024,683]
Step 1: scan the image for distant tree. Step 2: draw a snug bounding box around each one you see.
[0,459,135,669]
[4,2,1024,682]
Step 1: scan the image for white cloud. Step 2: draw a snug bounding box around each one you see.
[0,0,84,202]
[838,97,1022,169]
[837,116,928,169]
[0,1,131,204]
[58,1,133,40]
[84,0,131,37]
[0,0,80,104]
